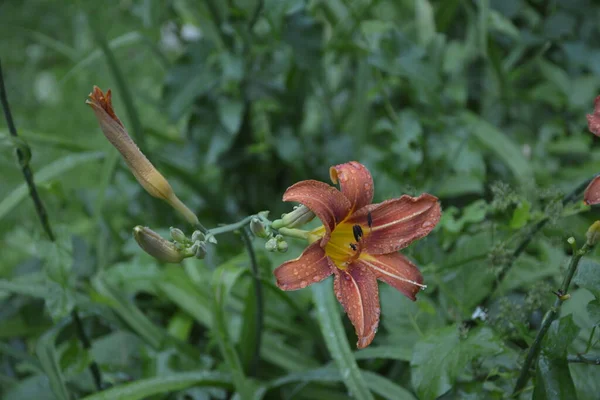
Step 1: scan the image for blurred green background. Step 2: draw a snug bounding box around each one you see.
[2,0,600,399]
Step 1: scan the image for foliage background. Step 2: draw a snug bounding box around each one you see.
[2,0,600,399]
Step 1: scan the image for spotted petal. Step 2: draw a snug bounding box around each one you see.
[348,193,441,255]
[358,253,424,300]
[330,161,374,212]
[274,241,335,290]
[587,95,600,137]
[584,176,600,205]
[283,180,351,245]
[333,264,380,349]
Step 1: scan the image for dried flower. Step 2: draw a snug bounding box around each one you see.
[86,86,199,226]
[273,161,441,348]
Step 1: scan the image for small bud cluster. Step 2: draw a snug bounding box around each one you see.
[250,211,293,253]
[133,226,210,263]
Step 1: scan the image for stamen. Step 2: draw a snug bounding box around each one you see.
[352,225,363,242]
[367,211,373,228]
[349,243,357,251]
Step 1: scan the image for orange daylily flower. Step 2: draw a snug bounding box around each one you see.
[584,96,600,205]
[274,161,441,348]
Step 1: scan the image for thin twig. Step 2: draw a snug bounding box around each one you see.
[567,354,600,365]
[241,229,264,377]
[0,59,104,391]
[0,60,54,241]
[512,241,594,396]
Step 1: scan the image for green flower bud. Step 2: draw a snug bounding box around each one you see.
[250,217,270,238]
[190,241,208,259]
[133,226,186,263]
[586,221,600,246]
[276,240,288,253]
[265,238,278,252]
[170,227,187,243]
[272,205,315,229]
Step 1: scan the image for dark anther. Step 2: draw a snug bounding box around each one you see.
[349,243,357,251]
[352,224,363,242]
[367,211,373,228]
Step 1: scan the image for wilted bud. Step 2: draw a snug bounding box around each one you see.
[170,227,187,243]
[265,238,278,252]
[272,205,315,229]
[586,221,600,246]
[86,87,199,226]
[250,217,270,238]
[190,241,207,259]
[133,226,186,263]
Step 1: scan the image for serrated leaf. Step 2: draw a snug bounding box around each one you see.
[411,325,503,400]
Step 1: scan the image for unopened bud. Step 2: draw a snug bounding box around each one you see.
[189,241,207,259]
[170,227,187,243]
[87,86,199,226]
[272,205,315,229]
[250,217,270,238]
[265,238,278,252]
[133,226,186,263]
[586,221,600,246]
[277,240,288,253]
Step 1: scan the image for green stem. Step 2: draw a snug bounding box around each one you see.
[241,230,263,377]
[512,241,593,396]
[0,60,104,392]
[207,216,255,237]
[567,354,600,365]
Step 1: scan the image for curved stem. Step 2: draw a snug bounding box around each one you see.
[512,242,593,396]
[207,216,255,237]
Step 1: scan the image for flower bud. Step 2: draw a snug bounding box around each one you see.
[265,238,278,252]
[272,205,315,229]
[170,227,187,243]
[250,217,270,238]
[276,240,288,253]
[133,226,186,263]
[87,86,199,226]
[586,221,600,246]
[189,241,207,259]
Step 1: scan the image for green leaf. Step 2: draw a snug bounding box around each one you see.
[92,276,165,349]
[0,152,104,221]
[587,299,600,325]
[543,315,580,359]
[311,282,374,400]
[267,366,415,400]
[80,371,232,400]
[218,97,244,135]
[36,321,70,400]
[534,354,577,400]
[411,325,503,400]
[211,262,253,399]
[461,111,533,186]
[509,200,531,229]
[238,283,259,374]
[573,259,600,298]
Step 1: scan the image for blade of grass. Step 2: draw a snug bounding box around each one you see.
[35,320,71,400]
[0,151,104,221]
[461,111,533,186]
[80,371,233,400]
[311,282,374,400]
[92,276,165,349]
[211,263,254,399]
[60,32,144,84]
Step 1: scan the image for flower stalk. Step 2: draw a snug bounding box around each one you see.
[512,237,595,396]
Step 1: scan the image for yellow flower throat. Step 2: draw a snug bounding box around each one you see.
[311,222,369,270]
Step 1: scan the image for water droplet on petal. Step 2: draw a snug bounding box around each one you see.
[422,221,432,228]
[300,280,307,288]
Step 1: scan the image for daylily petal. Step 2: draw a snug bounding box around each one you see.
[274,241,334,290]
[587,95,600,137]
[330,161,374,211]
[348,193,441,255]
[358,253,424,300]
[584,176,600,205]
[333,264,380,349]
[283,180,351,245]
